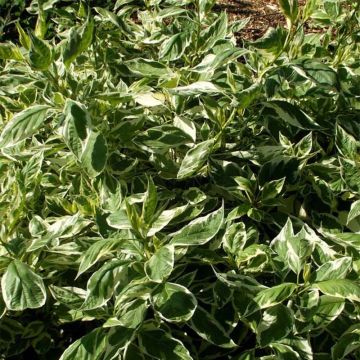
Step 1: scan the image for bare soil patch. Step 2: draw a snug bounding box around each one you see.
[216,0,306,40]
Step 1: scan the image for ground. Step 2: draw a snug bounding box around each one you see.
[216,0,308,40]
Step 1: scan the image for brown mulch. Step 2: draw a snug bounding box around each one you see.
[216,0,306,41]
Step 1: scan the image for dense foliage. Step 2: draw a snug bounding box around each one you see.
[0,0,360,358]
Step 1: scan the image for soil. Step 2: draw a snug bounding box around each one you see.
[215,0,306,40]
[1,1,312,43]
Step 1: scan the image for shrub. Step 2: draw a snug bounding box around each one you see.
[0,0,360,358]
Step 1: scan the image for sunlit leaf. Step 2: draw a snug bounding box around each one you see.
[63,19,94,67]
[152,282,197,322]
[0,105,49,147]
[1,260,46,311]
[59,328,107,360]
[177,139,214,179]
[170,204,224,246]
[145,245,174,283]
[314,279,360,302]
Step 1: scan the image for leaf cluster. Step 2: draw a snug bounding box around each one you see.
[0,0,360,359]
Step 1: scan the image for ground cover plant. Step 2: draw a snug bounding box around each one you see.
[0,0,360,358]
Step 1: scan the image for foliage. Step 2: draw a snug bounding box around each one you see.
[0,0,360,358]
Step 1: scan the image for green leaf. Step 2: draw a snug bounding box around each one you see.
[313,279,360,302]
[16,22,31,50]
[278,337,313,360]
[59,327,107,360]
[261,177,285,201]
[301,59,337,86]
[278,0,299,24]
[169,81,221,96]
[148,204,188,237]
[294,133,313,158]
[223,221,247,256]
[312,296,345,328]
[312,177,336,209]
[27,214,90,252]
[324,231,360,251]
[252,283,297,310]
[135,125,192,150]
[332,324,360,360]
[170,204,224,246]
[259,157,299,186]
[34,7,47,39]
[347,200,360,224]
[236,244,270,272]
[234,176,255,197]
[174,116,196,142]
[257,304,294,347]
[192,49,248,74]
[190,306,237,348]
[62,100,107,177]
[0,2,359,358]
[142,178,159,226]
[200,11,227,50]
[28,33,53,70]
[139,327,192,360]
[81,260,130,310]
[264,100,319,130]
[314,257,352,282]
[271,219,313,275]
[63,19,94,67]
[115,278,155,306]
[134,93,165,107]
[126,59,172,78]
[152,282,197,322]
[125,199,142,236]
[105,326,135,359]
[156,6,188,18]
[160,32,190,61]
[1,260,46,311]
[230,18,251,32]
[302,0,317,20]
[252,27,287,54]
[94,7,131,34]
[145,245,174,283]
[80,130,108,177]
[271,343,304,360]
[340,159,360,194]
[0,105,49,148]
[226,204,252,222]
[177,139,214,179]
[232,351,255,360]
[49,285,86,308]
[235,83,262,109]
[0,43,24,60]
[198,0,216,19]
[104,299,148,329]
[62,100,90,156]
[77,239,119,278]
[107,209,132,230]
[335,124,358,159]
